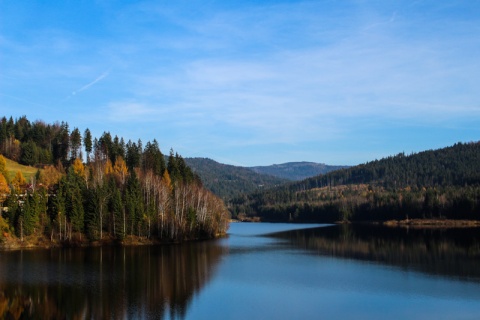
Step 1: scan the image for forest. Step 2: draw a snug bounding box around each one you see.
[0,116,229,245]
[231,142,480,222]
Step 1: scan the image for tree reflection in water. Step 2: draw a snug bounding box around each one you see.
[0,240,225,319]
[272,224,480,281]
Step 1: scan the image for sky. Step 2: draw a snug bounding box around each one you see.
[1,0,479,167]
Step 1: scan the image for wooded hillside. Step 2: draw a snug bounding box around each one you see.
[0,116,229,245]
[185,157,288,201]
[231,142,480,222]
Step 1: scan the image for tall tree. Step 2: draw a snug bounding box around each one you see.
[84,128,93,162]
[20,140,38,165]
[70,127,82,160]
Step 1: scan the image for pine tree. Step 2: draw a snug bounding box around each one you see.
[84,128,92,162]
[70,127,82,160]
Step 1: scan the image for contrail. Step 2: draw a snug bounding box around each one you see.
[73,69,110,95]
[61,69,110,102]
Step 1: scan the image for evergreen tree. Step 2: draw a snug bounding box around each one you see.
[84,128,93,162]
[125,170,143,236]
[63,167,86,238]
[167,149,179,183]
[70,127,82,160]
[143,139,165,176]
[108,178,124,239]
[126,140,141,170]
[20,140,38,166]
[22,191,39,236]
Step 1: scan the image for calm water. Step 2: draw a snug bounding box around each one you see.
[1,223,480,319]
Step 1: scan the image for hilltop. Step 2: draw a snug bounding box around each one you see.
[250,162,349,181]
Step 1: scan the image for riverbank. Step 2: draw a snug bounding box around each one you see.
[0,232,227,251]
[380,218,480,227]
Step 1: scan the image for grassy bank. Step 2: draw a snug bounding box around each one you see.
[4,157,40,182]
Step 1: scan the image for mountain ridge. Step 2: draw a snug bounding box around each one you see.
[184,158,347,201]
[250,161,349,181]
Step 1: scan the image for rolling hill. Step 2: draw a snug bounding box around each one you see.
[185,158,288,201]
[250,162,349,181]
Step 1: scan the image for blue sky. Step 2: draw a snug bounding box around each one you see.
[1,0,479,166]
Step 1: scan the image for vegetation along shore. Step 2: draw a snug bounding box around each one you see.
[0,116,230,250]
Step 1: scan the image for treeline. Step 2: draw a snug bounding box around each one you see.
[0,116,229,244]
[231,142,480,222]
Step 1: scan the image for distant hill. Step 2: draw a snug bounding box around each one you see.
[250,162,349,181]
[185,158,288,201]
[231,142,480,223]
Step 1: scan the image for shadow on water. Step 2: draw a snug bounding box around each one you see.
[0,240,226,319]
[271,224,480,282]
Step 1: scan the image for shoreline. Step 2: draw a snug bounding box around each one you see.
[0,232,227,251]
[380,218,480,228]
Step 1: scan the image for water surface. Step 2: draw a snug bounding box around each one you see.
[1,223,480,319]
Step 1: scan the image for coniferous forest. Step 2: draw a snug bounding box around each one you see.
[231,142,480,223]
[0,116,229,246]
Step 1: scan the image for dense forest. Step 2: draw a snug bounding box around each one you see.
[0,116,229,245]
[231,142,480,222]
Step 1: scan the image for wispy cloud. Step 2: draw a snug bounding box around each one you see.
[2,0,480,165]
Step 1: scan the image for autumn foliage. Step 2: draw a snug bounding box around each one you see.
[0,115,229,245]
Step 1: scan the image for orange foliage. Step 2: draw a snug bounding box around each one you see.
[11,171,26,191]
[39,165,63,187]
[114,156,128,184]
[162,169,172,192]
[0,155,7,180]
[0,173,10,204]
[104,159,114,175]
[72,158,85,178]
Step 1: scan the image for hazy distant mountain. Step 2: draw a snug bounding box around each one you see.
[250,162,349,181]
[185,158,289,201]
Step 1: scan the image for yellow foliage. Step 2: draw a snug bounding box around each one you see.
[114,156,128,177]
[0,173,10,204]
[104,159,114,175]
[162,169,172,191]
[0,155,7,181]
[72,158,85,178]
[11,170,26,191]
[39,165,62,187]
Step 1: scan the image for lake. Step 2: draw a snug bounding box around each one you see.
[1,223,480,319]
